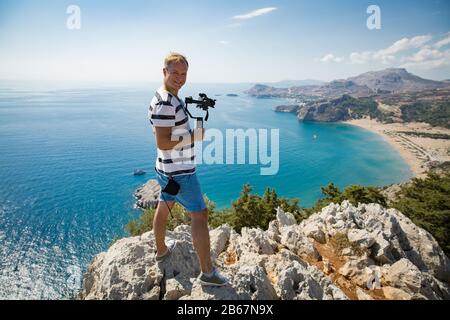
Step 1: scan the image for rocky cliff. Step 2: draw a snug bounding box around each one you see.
[80,201,450,300]
[293,94,378,122]
[134,179,160,210]
[273,105,301,113]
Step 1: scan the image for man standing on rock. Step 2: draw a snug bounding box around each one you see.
[148,52,227,286]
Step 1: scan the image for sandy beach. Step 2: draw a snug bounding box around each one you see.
[343,118,450,178]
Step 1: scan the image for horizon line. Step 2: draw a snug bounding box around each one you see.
[1,67,449,85]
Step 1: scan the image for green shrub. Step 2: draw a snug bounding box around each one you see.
[122,170,449,258]
[209,184,302,233]
[400,102,450,128]
[390,171,450,256]
[306,183,387,215]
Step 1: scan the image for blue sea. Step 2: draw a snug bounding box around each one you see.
[0,81,412,299]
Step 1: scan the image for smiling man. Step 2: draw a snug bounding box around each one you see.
[148,52,228,286]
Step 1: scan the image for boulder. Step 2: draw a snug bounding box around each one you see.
[134,179,160,209]
[276,207,297,227]
[382,286,412,300]
[209,225,231,260]
[347,229,375,249]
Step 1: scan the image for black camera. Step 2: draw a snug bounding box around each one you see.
[185,93,216,111]
[184,93,216,127]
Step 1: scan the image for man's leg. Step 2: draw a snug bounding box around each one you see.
[153,200,175,257]
[191,208,213,274]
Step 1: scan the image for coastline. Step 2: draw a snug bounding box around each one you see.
[342,118,450,178]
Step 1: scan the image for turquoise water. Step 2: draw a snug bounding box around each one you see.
[0,81,412,299]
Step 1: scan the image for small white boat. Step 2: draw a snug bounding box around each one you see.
[133,169,146,176]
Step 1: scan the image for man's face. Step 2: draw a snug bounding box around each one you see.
[163,61,188,93]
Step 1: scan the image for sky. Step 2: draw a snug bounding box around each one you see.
[0,0,449,83]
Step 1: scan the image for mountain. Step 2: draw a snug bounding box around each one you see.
[245,81,373,101]
[246,80,373,100]
[80,201,450,300]
[348,68,449,93]
[245,68,450,99]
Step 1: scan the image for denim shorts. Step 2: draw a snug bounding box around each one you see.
[155,170,207,213]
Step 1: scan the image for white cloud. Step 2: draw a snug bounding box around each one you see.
[401,48,450,69]
[349,34,433,65]
[401,56,450,70]
[372,35,432,63]
[218,40,229,45]
[434,32,450,49]
[232,7,277,20]
[404,47,443,63]
[320,53,344,63]
[399,33,450,69]
[346,32,450,71]
[377,35,431,56]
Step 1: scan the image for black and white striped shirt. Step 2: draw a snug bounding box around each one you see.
[148,87,196,177]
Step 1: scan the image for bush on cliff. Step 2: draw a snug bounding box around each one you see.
[305,182,387,215]
[125,184,302,236]
[400,102,450,129]
[390,171,450,256]
[208,184,302,233]
[125,183,385,237]
[307,172,450,257]
[124,171,449,257]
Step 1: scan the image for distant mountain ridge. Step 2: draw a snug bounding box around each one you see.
[348,68,448,93]
[245,68,450,99]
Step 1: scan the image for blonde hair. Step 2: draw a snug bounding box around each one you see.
[164,52,189,69]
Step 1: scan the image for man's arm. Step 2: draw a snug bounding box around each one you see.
[154,127,204,150]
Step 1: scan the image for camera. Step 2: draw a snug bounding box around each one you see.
[184,93,216,128]
[185,93,216,111]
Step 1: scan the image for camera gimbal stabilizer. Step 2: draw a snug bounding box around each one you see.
[184,93,216,129]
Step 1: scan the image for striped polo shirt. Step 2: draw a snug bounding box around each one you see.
[148,87,196,177]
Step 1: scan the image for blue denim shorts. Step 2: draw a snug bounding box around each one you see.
[155,171,207,213]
